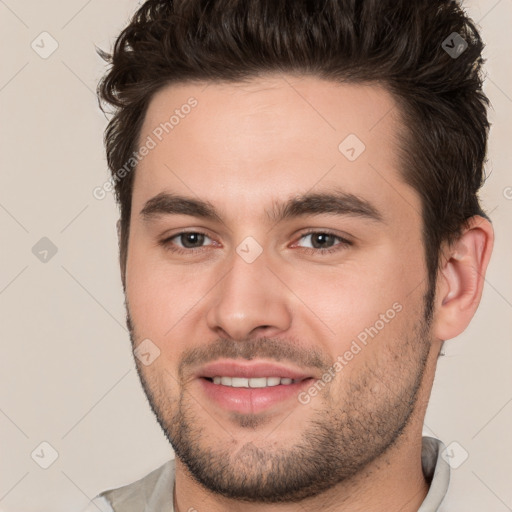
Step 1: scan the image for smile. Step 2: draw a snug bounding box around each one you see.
[208,376,302,387]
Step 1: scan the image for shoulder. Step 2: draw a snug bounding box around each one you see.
[92,459,176,512]
[80,495,114,512]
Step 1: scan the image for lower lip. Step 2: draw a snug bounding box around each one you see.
[199,378,313,415]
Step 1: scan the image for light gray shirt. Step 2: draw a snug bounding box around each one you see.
[83,436,450,512]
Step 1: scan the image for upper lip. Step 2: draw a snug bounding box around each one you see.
[197,360,314,380]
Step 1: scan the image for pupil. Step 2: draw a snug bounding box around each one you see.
[181,233,204,248]
[312,233,333,249]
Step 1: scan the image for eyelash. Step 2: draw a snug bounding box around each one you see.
[295,230,352,255]
[159,229,352,256]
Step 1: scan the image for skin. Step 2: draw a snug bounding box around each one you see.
[123,75,494,512]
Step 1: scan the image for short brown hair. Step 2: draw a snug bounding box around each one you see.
[97,0,490,313]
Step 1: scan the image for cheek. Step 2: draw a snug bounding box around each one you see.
[282,249,414,347]
[126,247,171,339]
[126,247,212,341]
[126,228,424,349]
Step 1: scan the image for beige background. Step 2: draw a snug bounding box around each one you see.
[0,0,511,510]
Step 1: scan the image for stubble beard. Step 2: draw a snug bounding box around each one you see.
[128,301,433,503]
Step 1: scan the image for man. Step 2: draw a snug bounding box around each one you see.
[87,0,494,510]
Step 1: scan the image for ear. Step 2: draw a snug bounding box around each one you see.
[432,215,494,341]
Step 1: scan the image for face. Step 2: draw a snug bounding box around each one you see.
[125,76,435,502]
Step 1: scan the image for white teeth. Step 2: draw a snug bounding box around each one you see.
[231,377,249,387]
[210,376,298,388]
[249,377,267,388]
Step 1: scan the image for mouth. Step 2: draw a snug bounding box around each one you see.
[205,376,304,387]
[196,360,316,415]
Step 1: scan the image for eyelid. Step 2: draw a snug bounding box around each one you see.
[159,228,353,255]
[291,228,353,247]
[159,229,219,252]
[305,227,350,239]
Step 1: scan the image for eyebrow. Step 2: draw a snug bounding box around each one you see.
[140,189,384,225]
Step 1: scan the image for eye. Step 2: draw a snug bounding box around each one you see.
[159,229,351,256]
[294,231,352,254]
[160,231,216,253]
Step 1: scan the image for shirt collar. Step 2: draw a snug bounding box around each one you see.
[417,436,451,511]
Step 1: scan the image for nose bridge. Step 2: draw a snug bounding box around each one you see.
[206,245,292,340]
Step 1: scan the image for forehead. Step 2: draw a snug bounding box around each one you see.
[133,75,420,225]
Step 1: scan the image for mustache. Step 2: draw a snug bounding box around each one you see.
[178,336,332,379]
[125,304,332,377]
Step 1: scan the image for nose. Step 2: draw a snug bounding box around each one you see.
[205,249,293,341]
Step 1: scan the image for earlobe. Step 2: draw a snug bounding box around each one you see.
[433,215,494,341]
